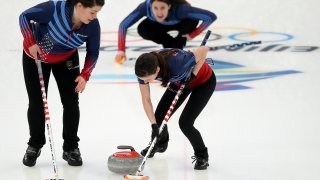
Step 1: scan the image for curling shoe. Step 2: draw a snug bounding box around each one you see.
[141,140,168,158]
[192,156,209,170]
[63,148,83,166]
[23,146,41,167]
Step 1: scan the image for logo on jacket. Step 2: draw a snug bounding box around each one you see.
[77,33,88,38]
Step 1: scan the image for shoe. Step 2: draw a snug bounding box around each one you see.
[23,146,41,167]
[141,140,168,158]
[192,156,209,170]
[62,148,83,166]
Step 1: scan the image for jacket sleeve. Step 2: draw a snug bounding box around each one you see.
[80,20,101,81]
[178,5,217,39]
[19,1,54,48]
[118,2,147,52]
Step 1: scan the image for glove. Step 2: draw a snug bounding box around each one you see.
[151,124,160,140]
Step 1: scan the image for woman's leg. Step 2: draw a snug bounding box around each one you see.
[154,83,192,142]
[51,52,80,152]
[23,52,52,149]
[138,18,198,49]
[175,19,199,36]
[141,83,192,157]
[178,73,216,160]
[170,19,199,49]
[138,18,177,48]
[22,52,52,166]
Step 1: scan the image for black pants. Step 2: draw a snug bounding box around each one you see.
[138,18,198,49]
[155,72,216,157]
[23,51,80,151]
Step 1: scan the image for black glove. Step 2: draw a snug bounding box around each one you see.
[151,124,160,140]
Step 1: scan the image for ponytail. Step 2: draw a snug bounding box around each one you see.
[150,52,169,87]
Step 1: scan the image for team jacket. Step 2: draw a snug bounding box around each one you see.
[19,0,101,81]
[138,49,213,88]
[118,0,217,51]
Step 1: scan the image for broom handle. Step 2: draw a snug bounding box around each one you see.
[30,20,60,180]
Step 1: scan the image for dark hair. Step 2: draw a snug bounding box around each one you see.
[135,51,170,87]
[150,0,187,5]
[67,0,105,7]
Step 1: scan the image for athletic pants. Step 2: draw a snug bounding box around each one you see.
[22,51,80,151]
[137,18,198,49]
[155,72,216,157]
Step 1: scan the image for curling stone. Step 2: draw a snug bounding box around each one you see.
[108,145,144,174]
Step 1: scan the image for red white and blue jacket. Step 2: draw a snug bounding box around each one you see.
[118,0,217,52]
[19,0,101,81]
[138,49,213,88]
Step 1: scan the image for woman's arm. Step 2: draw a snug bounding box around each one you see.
[191,46,209,75]
[115,3,146,63]
[184,6,217,39]
[139,84,157,124]
[19,1,54,50]
[117,3,146,52]
[80,20,101,81]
